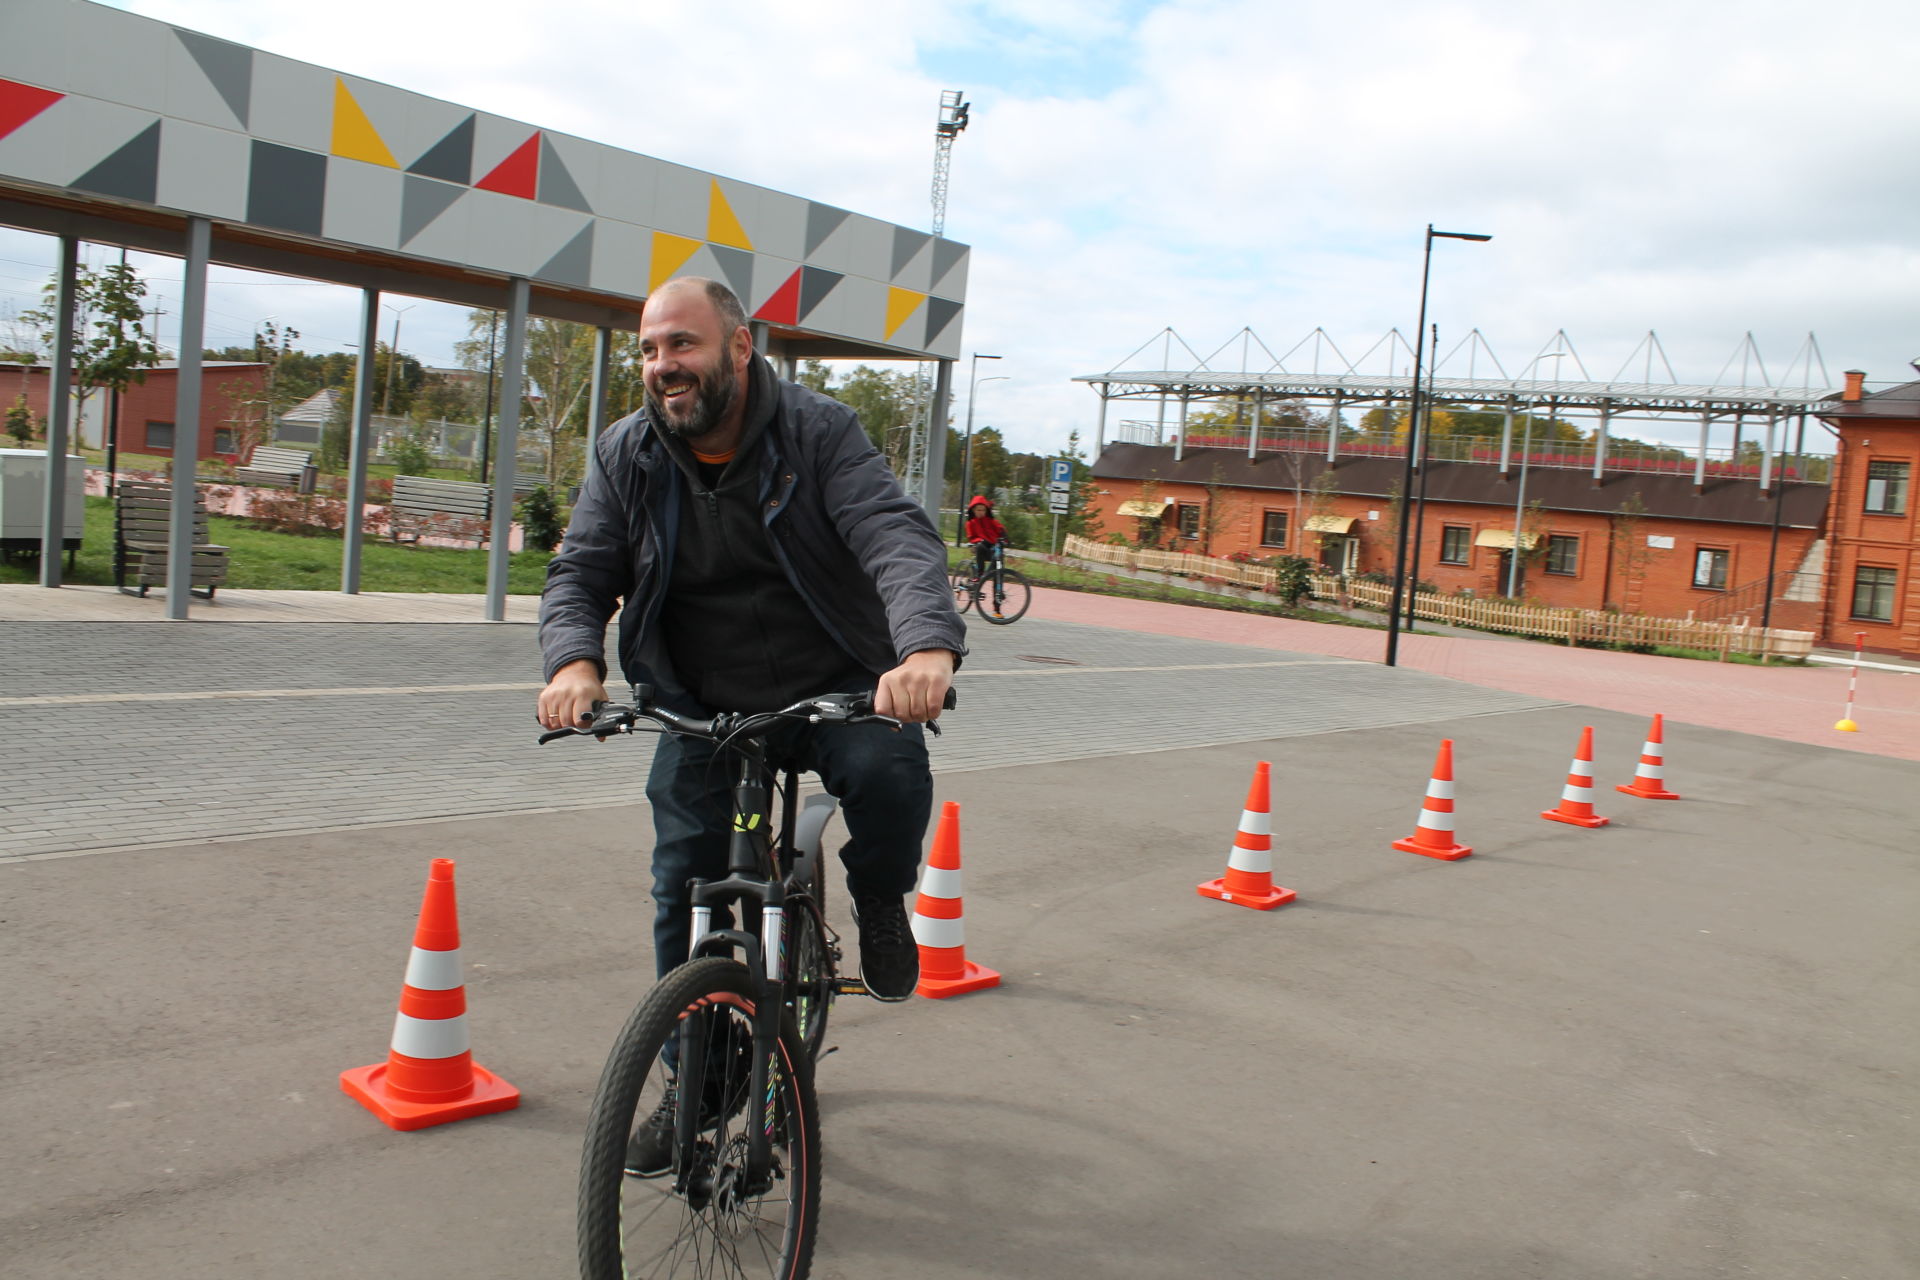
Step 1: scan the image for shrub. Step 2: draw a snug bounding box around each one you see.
[517,485,566,552]
[6,395,33,447]
[1269,555,1314,606]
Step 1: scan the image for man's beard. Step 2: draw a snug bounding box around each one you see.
[646,357,739,441]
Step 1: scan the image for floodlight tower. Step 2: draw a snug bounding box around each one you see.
[903,90,970,502]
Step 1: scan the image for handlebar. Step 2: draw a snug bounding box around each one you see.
[538,685,957,747]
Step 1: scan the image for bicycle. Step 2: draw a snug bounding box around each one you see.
[950,541,1032,624]
[542,683,954,1280]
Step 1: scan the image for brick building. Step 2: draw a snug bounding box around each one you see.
[1,360,270,461]
[1816,370,1920,656]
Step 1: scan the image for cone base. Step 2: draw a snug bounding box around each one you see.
[1197,877,1296,909]
[1835,719,1860,732]
[339,1060,521,1131]
[1392,836,1472,860]
[916,961,1001,999]
[1541,808,1610,828]
[1616,783,1680,800]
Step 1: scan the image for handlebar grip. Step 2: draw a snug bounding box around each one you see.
[537,727,577,744]
[942,687,958,711]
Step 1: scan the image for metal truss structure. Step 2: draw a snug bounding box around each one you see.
[902,90,971,500]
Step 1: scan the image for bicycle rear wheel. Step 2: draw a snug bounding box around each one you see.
[980,567,1032,624]
[949,568,975,614]
[579,956,821,1280]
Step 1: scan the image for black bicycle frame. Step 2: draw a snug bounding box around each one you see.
[676,740,804,1198]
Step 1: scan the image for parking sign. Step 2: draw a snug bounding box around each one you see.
[1048,458,1072,488]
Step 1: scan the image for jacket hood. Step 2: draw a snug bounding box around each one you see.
[967,496,994,513]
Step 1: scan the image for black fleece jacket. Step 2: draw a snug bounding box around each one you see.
[538,356,967,713]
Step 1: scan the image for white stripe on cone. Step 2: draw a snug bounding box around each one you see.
[918,865,964,900]
[1237,810,1271,837]
[1562,784,1594,803]
[1226,844,1273,873]
[403,947,464,992]
[390,1011,470,1060]
[1425,779,1456,800]
[1417,808,1455,831]
[911,914,965,950]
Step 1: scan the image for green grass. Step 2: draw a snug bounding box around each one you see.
[2,495,552,593]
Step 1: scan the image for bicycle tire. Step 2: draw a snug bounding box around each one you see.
[579,956,821,1280]
[949,569,975,615]
[786,897,832,1062]
[980,567,1032,624]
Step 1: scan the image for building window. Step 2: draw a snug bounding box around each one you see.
[1177,503,1200,540]
[1546,535,1579,575]
[213,428,238,455]
[1851,565,1897,622]
[1439,526,1470,564]
[1865,461,1909,515]
[1260,510,1288,548]
[1693,547,1729,590]
[145,421,174,450]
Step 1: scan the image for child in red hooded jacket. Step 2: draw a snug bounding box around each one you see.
[964,495,1006,580]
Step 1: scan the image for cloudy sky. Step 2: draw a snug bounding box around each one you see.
[4,0,1916,455]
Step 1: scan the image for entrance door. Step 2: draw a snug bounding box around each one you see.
[1497,551,1525,597]
[1318,534,1347,574]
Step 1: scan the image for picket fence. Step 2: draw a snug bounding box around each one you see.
[1059,535,1813,659]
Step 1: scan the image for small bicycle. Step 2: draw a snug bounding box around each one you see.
[950,541,1032,624]
[543,684,953,1280]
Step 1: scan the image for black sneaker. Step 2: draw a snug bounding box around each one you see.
[850,887,918,1002]
[624,1086,680,1178]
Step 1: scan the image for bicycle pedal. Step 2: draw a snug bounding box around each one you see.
[833,977,872,997]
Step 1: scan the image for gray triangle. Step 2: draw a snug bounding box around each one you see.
[804,203,849,258]
[891,227,931,280]
[923,297,964,349]
[401,175,465,244]
[798,267,843,322]
[537,222,594,287]
[930,239,968,289]
[707,244,753,306]
[175,28,252,128]
[537,136,591,212]
[407,114,473,184]
[72,120,161,204]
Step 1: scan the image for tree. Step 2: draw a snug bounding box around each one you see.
[1062,428,1103,543]
[966,425,1012,499]
[1607,491,1665,611]
[521,319,596,486]
[24,260,161,445]
[319,383,353,472]
[216,321,301,463]
[7,394,34,446]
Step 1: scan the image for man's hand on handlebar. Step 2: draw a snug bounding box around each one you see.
[537,657,608,739]
[875,648,955,724]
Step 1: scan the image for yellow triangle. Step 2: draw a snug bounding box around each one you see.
[706,180,754,251]
[884,287,926,341]
[649,232,705,293]
[330,78,398,168]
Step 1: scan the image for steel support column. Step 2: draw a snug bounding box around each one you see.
[1174,392,1189,463]
[1326,393,1342,463]
[341,287,380,593]
[921,359,954,516]
[1499,401,1515,476]
[1592,400,1611,482]
[1248,389,1262,461]
[38,235,78,589]
[1094,384,1109,455]
[485,277,530,621]
[1694,410,1711,490]
[166,218,211,620]
[1759,411,1777,493]
[586,325,612,482]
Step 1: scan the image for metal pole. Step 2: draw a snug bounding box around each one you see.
[1694,409,1710,490]
[1508,413,1534,598]
[1385,229,1437,668]
[957,357,981,544]
[1248,388,1262,461]
[341,287,379,594]
[486,277,530,621]
[1174,391,1189,463]
[1759,410,1777,492]
[165,218,210,619]
[1326,392,1341,463]
[1406,322,1439,631]
[585,325,611,484]
[1498,401,1514,476]
[1094,383,1109,455]
[1592,399,1611,482]
[39,235,77,588]
[1759,415,1790,635]
[106,247,128,499]
[478,312,498,483]
[921,358,953,517]
[380,305,410,416]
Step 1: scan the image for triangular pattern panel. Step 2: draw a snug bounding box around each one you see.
[70,119,161,203]
[172,29,251,128]
[407,114,474,184]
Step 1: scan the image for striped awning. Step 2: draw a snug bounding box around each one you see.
[1304,515,1356,534]
[1117,498,1172,517]
[1474,528,1541,550]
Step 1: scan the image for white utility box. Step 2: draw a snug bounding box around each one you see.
[0,449,87,550]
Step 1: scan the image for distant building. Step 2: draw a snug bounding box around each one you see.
[1,360,269,459]
[1814,370,1920,656]
[275,387,341,446]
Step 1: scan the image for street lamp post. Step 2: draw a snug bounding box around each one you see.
[1507,353,1567,598]
[955,353,1005,542]
[379,302,415,417]
[1385,225,1491,667]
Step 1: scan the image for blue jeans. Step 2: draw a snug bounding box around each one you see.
[644,717,932,981]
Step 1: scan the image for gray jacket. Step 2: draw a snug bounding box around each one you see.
[539,364,967,711]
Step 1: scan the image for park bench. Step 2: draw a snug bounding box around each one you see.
[115,480,230,599]
[389,473,548,547]
[235,445,317,492]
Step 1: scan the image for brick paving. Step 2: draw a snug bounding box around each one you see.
[0,610,1555,860]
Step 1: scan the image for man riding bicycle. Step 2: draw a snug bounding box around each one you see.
[537,277,966,1017]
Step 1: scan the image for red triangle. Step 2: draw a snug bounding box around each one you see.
[753,268,802,326]
[0,79,64,142]
[474,132,540,199]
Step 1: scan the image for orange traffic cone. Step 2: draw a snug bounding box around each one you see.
[1542,726,1611,828]
[912,802,1000,999]
[1198,761,1297,908]
[1393,739,1473,860]
[1616,713,1681,800]
[341,859,520,1130]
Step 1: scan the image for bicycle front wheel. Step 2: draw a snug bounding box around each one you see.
[950,569,975,615]
[579,956,821,1280]
[981,567,1032,624]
